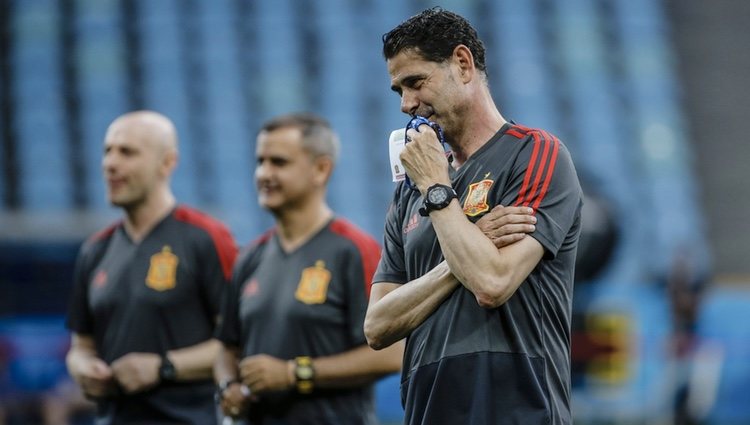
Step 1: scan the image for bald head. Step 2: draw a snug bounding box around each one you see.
[107,110,178,156]
[102,110,179,209]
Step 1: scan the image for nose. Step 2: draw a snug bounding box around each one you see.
[400,91,418,116]
[255,159,270,182]
[102,151,115,174]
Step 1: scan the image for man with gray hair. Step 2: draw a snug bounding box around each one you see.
[214,113,403,424]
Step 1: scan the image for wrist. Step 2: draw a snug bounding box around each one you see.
[218,378,240,392]
[292,356,315,394]
[158,354,177,383]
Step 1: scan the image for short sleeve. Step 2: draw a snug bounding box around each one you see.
[65,242,97,334]
[215,245,260,347]
[372,185,408,285]
[344,235,381,345]
[502,131,582,258]
[197,223,238,320]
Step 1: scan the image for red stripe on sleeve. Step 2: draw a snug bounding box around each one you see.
[513,129,560,211]
[532,131,560,210]
[514,131,542,207]
[521,131,551,207]
[330,218,382,298]
[174,206,238,281]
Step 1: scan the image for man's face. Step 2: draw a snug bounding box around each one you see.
[388,49,463,132]
[101,124,164,209]
[254,127,321,214]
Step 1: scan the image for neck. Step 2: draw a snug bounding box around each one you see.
[123,188,176,242]
[449,89,506,167]
[275,198,333,252]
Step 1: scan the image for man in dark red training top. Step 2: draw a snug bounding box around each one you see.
[364,8,583,425]
[66,110,238,425]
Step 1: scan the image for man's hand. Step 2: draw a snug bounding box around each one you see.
[476,205,536,248]
[110,352,161,393]
[400,125,452,193]
[239,354,293,394]
[219,382,252,419]
[71,356,116,398]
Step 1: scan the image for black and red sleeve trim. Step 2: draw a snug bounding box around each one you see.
[510,125,560,211]
[330,218,381,298]
[174,206,238,281]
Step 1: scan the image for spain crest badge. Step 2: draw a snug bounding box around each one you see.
[463,179,493,216]
[146,245,179,291]
[295,260,331,304]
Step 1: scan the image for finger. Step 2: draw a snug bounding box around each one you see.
[488,205,534,216]
[492,233,526,248]
[484,213,537,227]
[487,224,536,237]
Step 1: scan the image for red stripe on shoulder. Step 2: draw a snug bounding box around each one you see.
[514,130,542,207]
[532,130,560,210]
[87,221,120,244]
[174,206,238,280]
[249,228,275,248]
[512,128,559,210]
[329,218,381,298]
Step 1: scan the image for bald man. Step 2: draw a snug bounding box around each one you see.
[65,111,238,424]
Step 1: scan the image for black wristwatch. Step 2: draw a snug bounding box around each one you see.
[158,355,177,383]
[294,356,315,394]
[419,183,458,216]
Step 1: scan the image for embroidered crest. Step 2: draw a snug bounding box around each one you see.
[295,260,331,304]
[146,245,179,291]
[463,179,493,216]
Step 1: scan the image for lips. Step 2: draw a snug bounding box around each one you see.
[107,177,126,191]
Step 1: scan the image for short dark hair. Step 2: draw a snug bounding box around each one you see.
[259,113,340,163]
[382,7,487,74]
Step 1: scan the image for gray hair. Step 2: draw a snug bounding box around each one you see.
[259,113,340,163]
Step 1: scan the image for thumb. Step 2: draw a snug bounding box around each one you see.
[91,359,113,378]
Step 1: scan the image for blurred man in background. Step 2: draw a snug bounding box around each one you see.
[214,113,403,424]
[364,7,582,424]
[65,110,238,424]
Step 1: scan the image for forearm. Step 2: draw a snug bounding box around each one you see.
[214,344,241,384]
[430,201,541,308]
[66,346,97,379]
[168,338,221,381]
[364,261,459,349]
[309,342,404,388]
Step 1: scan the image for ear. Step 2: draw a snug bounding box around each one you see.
[312,155,334,186]
[452,45,475,84]
[160,149,178,178]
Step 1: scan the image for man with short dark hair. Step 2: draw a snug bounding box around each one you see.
[364,8,583,424]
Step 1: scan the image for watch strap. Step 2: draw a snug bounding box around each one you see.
[159,355,177,382]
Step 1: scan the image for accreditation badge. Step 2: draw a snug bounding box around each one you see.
[146,245,179,291]
[463,179,493,216]
[295,260,331,304]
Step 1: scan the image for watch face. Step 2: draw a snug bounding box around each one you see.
[160,362,176,381]
[427,187,448,204]
[296,365,314,380]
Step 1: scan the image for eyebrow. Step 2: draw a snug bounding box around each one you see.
[390,75,422,94]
